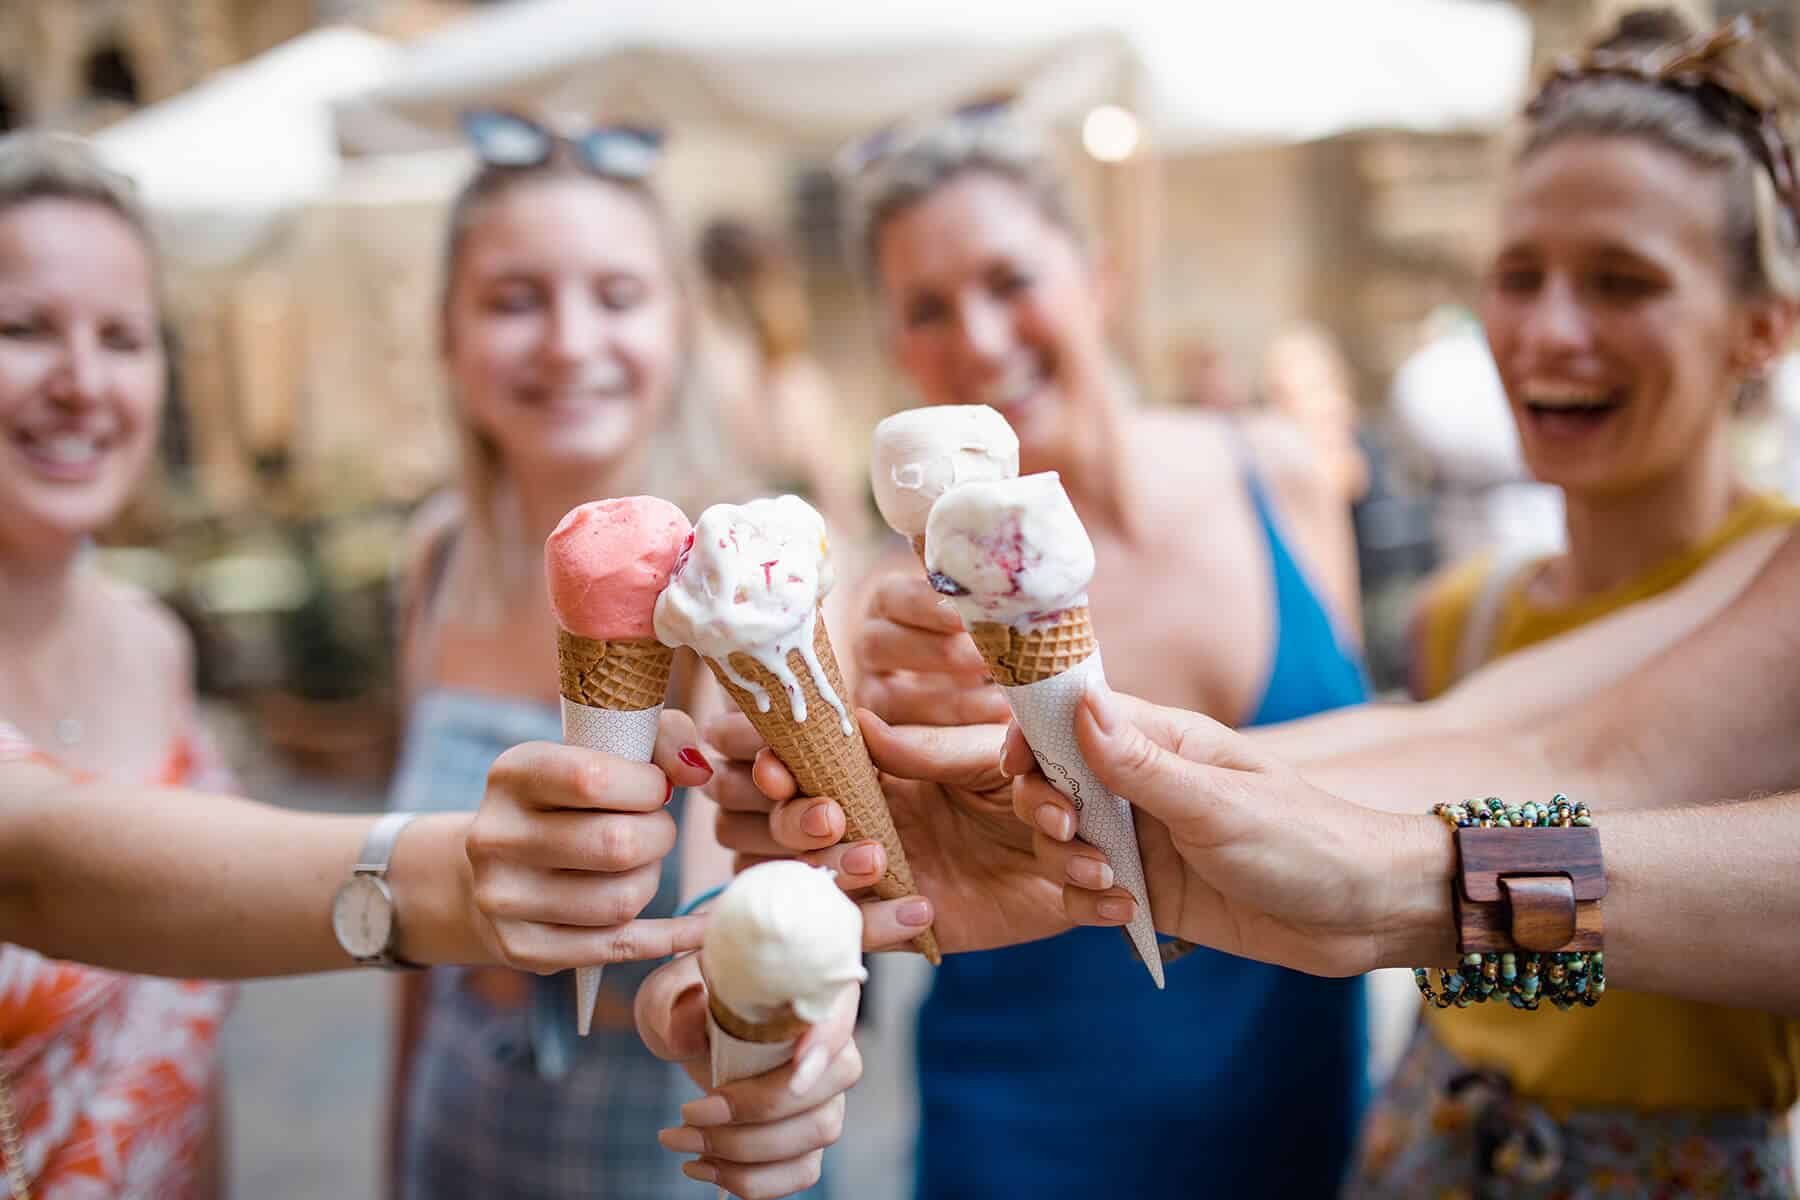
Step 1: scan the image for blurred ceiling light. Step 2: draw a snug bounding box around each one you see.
[1082,105,1141,162]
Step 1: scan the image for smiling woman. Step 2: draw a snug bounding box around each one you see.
[1380,10,1800,1197]
[0,129,235,1200]
[381,137,770,1199]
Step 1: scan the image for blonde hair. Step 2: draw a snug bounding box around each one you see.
[845,112,1089,285]
[0,130,162,316]
[1522,9,1800,300]
[436,162,744,622]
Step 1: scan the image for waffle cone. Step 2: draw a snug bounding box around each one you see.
[968,607,1099,686]
[557,628,675,711]
[704,617,940,964]
[707,991,811,1044]
[910,533,927,563]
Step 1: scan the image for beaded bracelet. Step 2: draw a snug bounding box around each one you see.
[1413,794,1607,1011]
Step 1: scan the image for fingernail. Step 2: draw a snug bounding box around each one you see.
[1096,896,1135,924]
[664,777,675,806]
[1035,803,1074,842]
[843,842,881,876]
[789,1046,829,1095]
[899,898,933,927]
[801,801,835,838]
[679,747,713,776]
[1068,856,1113,890]
[1085,677,1120,734]
[680,1160,718,1184]
[682,1094,731,1127]
[658,1126,706,1154]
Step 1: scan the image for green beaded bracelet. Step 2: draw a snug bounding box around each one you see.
[1412,794,1607,1012]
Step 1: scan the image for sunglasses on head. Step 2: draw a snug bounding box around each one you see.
[834,94,1014,179]
[459,110,665,180]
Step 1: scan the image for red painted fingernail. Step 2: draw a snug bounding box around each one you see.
[678,747,712,775]
[664,777,675,806]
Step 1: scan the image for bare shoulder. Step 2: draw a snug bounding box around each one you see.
[96,574,195,693]
[1130,409,1231,480]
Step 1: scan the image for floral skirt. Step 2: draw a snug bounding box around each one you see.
[1347,1025,1795,1200]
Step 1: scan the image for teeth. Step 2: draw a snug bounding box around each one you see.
[980,366,1041,407]
[1521,381,1614,409]
[39,435,101,464]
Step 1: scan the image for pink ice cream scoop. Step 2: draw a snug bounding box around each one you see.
[545,497,693,639]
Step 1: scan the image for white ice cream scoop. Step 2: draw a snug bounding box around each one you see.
[871,405,1020,538]
[702,861,868,1024]
[654,495,853,731]
[923,471,1095,630]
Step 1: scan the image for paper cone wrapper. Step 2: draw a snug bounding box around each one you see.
[557,629,677,1034]
[704,616,940,964]
[707,991,807,1088]
[971,613,1164,987]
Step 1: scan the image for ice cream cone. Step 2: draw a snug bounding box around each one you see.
[967,607,1099,687]
[556,629,676,1035]
[704,617,941,964]
[557,628,675,710]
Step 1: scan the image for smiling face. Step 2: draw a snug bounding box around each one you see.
[443,174,683,478]
[873,171,1110,471]
[1481,136,1778,499]
[0,198,164,561]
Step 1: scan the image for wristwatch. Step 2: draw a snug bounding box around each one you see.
[331,812,425,969]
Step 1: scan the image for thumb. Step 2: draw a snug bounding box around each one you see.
[1073,678,1246,841]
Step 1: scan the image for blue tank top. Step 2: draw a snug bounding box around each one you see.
[913,466,1370,1199]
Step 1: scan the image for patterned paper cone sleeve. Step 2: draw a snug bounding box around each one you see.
[556,627,677,1034]
[968,609,1164,987]
[703,979,811,1200]
[703,616,941,964]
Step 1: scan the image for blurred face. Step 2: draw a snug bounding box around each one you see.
[444,176,682,474]
[0,199,164,561]
[1481,136,1774,498]
[875,171,1109,465]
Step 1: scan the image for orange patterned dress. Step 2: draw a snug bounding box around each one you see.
[0,720,235,1199]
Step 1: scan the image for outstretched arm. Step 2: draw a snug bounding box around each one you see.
[1253,525,1790,768]
[0,713,717,979]
[1023,684,1800,1016]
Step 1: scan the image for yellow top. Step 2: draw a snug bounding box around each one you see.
[1412,491,1800,1112]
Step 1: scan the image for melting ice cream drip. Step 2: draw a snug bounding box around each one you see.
[654,496,856,735]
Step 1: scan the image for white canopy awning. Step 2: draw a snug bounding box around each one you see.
[334,0,1532,156]
[93,26,399,266]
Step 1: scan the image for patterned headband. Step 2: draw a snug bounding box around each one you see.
[1527,15,1800,225]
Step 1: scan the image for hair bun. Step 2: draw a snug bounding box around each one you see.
[1595,7,1700,53]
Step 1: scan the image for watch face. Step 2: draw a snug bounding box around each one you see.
[332,874,394,960]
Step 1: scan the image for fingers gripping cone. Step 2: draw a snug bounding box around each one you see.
[556,629,677,1033]
[926,474,1163,987]
[701,862,867,1200]
[704,615,940,963]
[968,610,1163,987]
[546,498,692,1036]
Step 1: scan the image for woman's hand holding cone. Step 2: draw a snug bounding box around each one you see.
[1009,678,1456,978]
[464,709,715,973]
[637,953,863,1199]
[852,573,1011,728]
[704,708,1073,955]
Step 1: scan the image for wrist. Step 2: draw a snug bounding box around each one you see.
[1373,812,1457,969]
[385,813,482,966]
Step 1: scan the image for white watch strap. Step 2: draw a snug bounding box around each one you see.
[354,811,419,877]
